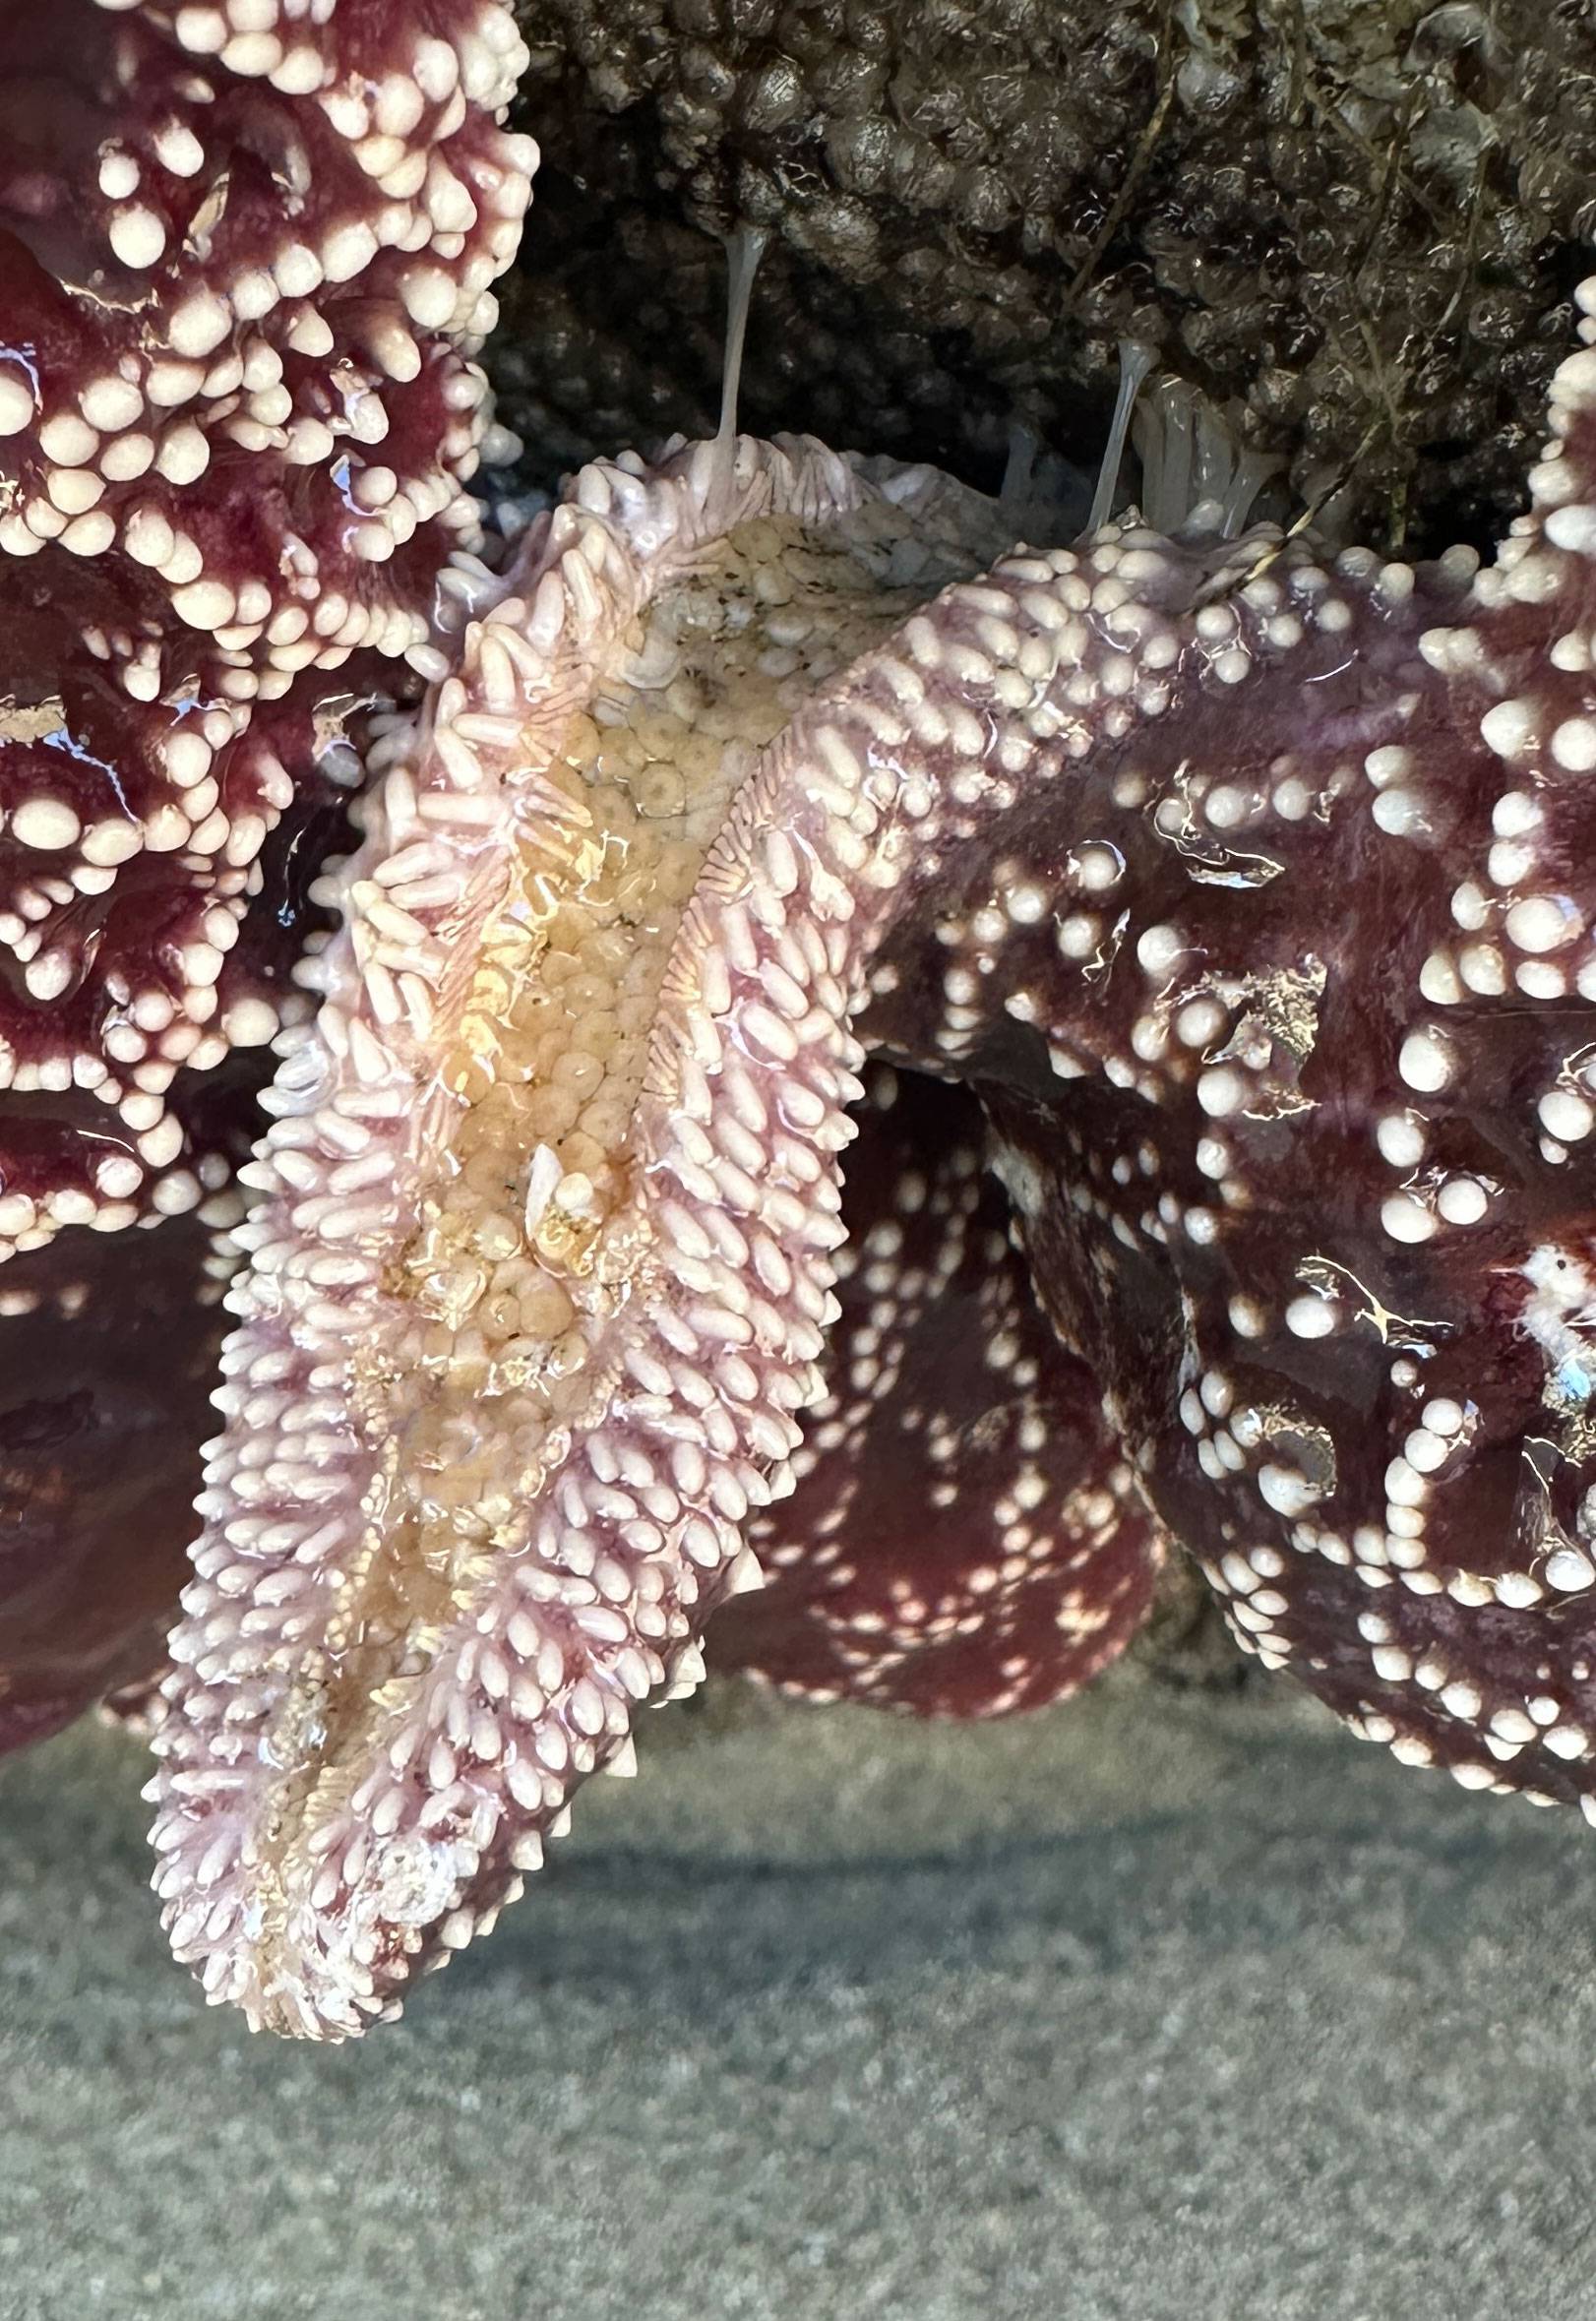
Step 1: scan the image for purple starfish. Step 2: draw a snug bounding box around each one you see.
[0,0,531,1741]
[10,0,1596,2046]
[131,285,1596,2032]
[719,1063,1164,1718]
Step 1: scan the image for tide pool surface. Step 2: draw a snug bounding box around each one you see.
[1,1671,1589,2321]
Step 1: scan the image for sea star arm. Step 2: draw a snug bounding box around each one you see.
[716,1062,1164,1717]
[148,436,935,2030]
[0,0,533,1741]
[149,281,1596,2032]
[829,286,1596,1804]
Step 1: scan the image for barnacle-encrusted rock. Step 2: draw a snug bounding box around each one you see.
[499,0,1595,549]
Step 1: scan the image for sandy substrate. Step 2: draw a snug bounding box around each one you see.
[1,1670,1591,2321]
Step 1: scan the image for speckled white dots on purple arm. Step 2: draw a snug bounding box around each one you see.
[15,6,1596,2043]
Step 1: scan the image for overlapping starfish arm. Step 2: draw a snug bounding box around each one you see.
[715,1063,1165,1717]
[147,276,1596,2031]
[0,0,532,1256]
[145,434,1017,2033]
[841,296,1596,1808]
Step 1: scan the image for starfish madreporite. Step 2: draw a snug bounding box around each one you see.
[139,275,1596,2032]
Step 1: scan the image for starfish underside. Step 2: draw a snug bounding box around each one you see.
[150,435,1065,2030]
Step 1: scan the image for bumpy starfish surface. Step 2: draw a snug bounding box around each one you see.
[719,1065,1164,1718]
[144,275,1596,2033]
[0,0,534,1739]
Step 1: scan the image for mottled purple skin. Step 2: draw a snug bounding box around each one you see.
[837,467,1596,1801]
[0,1213,225,1751]
[717,1067,1164,1715]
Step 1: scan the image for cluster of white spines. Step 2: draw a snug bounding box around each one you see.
[0,0,541,1255]
[3,0,534,672]
[112,0,528,128]
[147,437,902,2033]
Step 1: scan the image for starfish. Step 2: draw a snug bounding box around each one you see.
[13,1,1596,2044]
[0,0,533,1741]
[132,275,1596,2034]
